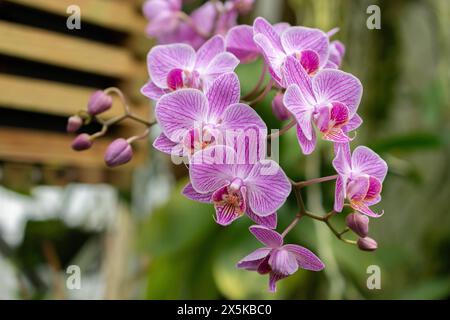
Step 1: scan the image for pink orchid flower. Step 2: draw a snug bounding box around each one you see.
[237,225,324,292]
[333,144,388,217]
[282,56,363,154]
[252,17,329,85]
[185,146,291,227]
[142,35,239,101]
[153,73,267,158]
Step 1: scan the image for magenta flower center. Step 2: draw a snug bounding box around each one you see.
[183,125,217,155]
[295,50,320,75]
[166,69,202,91]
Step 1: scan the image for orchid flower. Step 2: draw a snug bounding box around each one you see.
[282,56,363,154]
[253,17,329,85]
[333,144,388,217]
[184,146,291,227]
[143,0,182,39]
[237,225,324,292]
[153,73,267,158]
[142,35,239,101]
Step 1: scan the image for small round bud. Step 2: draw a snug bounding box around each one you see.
[357,237,378,252]
[346,213,369,237]
[104,138,133,167]
[72,133,93,151]
[271,92,291,121]
[87,90,113,115]
[66,115,83,133]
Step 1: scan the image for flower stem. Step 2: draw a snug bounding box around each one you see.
[246,80,274,106]
[267,119,296,140]
[292,175,338,188]
[242,64,268,100]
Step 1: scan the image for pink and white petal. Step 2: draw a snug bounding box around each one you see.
[322,128,351,143]
[281,56,315,101]
[268,248,298,275]
[268,272,288,292]
[153,132,184,156]
[283,244,325,271]
[214,201,244,226]
[296,124,317,155]
[324,61,339,69]
[333,175,346,212]
[249,225,283,247]
[328,40,345,67]
[189,146,237,193]
[246,208,277,229]
[202,52,240,90]
[195,35,225,70]
[366,176,382,199]
[182,183,213,203]
[143,0,170,20]
[221,103,267,131]
[236,248,271,270]
[351,146,388,182]
[280,27,329,66]
[342,113,363,133]
[245,160,291,216]
[253,17,283,51]
[155,89,208,140]
[206,73,240,121]
[141,81,166,101]
[253,33,285,84]
[146,14,179,36]
[226,25,260,63]
[365,194,381,206]
[332,142,352,175]
[312,69,362,117]
[147,44,196,88]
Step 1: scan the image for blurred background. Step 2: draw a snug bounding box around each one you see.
[0,0,449,299]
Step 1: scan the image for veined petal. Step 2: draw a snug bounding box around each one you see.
[268,248,298,275]
[351,146,388,182]
[334,175,345,212]
[226,25,260,63]
[153,132,184,156]
[245,160,291,216]
[206,73,240,121]
[281,56,315,101]
[332,142,352,175]
[141,81,166,101]
[351,201,384,218]
[155,89,208,141]
[312,69,362,117]
[347,175,370,202]
[147,44,196,89]
[328,40,345,68]
[366,176,382,200]
[189,145,237,193]
[195,35,225,70]
[253,17,283,51]
[249,225,283,247]
[246,209,277,229]
[182,183,213,203]
[236,248,271,270]
[283,244,325,271]
[202,52,239,90]
[253,33,285,84]
[296,124,317,155]
[268,272,287,292]
[280,27,329,67]
[342,113,363,133]
[273,22,290,35]
[191,1,217,36]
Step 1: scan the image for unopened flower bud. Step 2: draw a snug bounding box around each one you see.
[357,237,378,251]
[346,213,369,237]
[66,115,83,133]
[72,133,93,151]
[271,92,291,121]
[104,138,133,167]
[87,90,113,115]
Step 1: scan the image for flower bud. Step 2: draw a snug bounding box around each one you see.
[66,115,83,133]
[271,92,291,121]
[72,133,93,151]
[357,237,378,252]
[104,138,133,167]
[87,90,113,115]
[346,213,369,237]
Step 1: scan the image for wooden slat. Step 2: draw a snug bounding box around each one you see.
[0,127,145,168]
[6,0,147,34]
[0,74,151,120]
[0,21,138,77]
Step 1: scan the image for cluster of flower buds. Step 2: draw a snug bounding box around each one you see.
[142,0,255,49]
[68,2,388,292]
[67,89,152,168]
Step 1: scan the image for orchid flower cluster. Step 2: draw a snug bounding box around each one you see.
[67,2,388,292]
